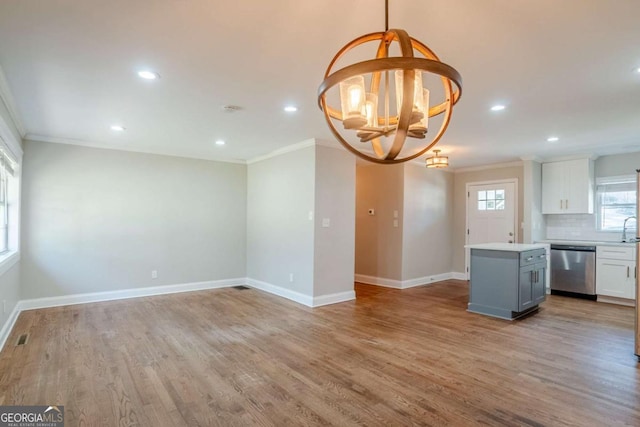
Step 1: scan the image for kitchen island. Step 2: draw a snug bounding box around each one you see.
[466,243,550,320]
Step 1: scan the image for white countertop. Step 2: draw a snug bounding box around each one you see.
[465,243,549,252]
[536,239,636,247]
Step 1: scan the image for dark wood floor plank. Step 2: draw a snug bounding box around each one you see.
[1,280,639,426]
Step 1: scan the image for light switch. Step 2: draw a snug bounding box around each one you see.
[393,210,398,218]
[322,218,331,227]
[308,211,313,220]
[393,219,399,228]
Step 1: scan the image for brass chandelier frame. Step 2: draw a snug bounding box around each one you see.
[317,2,462,164]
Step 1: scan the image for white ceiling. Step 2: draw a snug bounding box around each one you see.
[0,0,639,168]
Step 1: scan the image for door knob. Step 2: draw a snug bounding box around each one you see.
[509,232,514,236]
[508,240,514,243]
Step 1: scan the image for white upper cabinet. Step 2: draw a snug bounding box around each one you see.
[542,159,594,214]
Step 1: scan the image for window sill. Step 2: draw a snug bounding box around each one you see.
[0,251,19,277]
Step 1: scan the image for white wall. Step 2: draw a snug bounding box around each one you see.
[246,145,316,296]
[355,163,404,281]
[0,261,20,335]
[523,160,545,243]
[313,145,355,297]
[401,164,454,281]
[20,141,247,299]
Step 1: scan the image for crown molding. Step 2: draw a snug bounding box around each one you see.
[0,66,25,138]
[453,160,523,174]
[405,159,454,173]
[246,138,316,164]
[540,153,598,163]
[519,155,544,162]
[24,134,247,165]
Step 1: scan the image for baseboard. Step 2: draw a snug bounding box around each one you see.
[402,272,457,289]
[356,272,466,289]
[312,290,356,307]
[451,272,468,281]
[18,278,246,311]
[597,295,635,307]
[245,278,314,307]
[354,274,403,289]
[0,304,20,352]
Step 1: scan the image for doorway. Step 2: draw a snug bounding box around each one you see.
[465,180,518,279]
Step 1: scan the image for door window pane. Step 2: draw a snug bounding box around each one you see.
[476,188,505,211]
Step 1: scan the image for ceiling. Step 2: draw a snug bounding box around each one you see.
[0,0,639,168]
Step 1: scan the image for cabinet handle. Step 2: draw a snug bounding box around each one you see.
[526,257,534,261]
[635,267,636,279]
[538,254,546,259]
[627,266,630,278]
[566,199,568,209]
[534,271,537,282]
[560,200,563,210]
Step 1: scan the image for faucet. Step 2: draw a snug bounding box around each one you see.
[622,216,636,242]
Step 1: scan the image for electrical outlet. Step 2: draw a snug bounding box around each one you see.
[289,273,294,283]
[151,270,158,279]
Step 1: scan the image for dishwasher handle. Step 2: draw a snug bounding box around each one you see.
[550,245,596,252]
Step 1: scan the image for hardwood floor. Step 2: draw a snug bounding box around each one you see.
[1,281,639,426]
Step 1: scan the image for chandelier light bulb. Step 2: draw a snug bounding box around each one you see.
[339,76,367,129]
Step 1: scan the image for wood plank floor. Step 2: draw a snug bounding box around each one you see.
[1,281,639,426]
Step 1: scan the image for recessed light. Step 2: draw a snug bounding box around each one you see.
[284,105,298,113]
[110,125,125,131]
[490,105,506,111]
[137,70,160,80]
[635,67,640,74]
[215,140,225,146]
[547,136,559,142]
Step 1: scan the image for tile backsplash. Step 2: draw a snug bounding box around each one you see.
[546,214,625,242]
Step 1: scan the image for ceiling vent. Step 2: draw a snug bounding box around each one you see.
[222,105,243,113]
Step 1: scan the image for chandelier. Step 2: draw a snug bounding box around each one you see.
[425,149,449,168]
[318,0,462,164]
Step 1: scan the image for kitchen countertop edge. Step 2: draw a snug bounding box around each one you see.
[465,243,550,252]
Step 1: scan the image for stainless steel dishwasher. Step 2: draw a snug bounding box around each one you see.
[550,244,596,298]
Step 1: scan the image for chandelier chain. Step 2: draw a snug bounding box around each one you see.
[385,0,389,31]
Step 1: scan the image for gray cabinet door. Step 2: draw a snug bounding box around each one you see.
[533,262,546,305]
[519,264,536,311]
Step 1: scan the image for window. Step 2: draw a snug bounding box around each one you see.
[0,139,18,257]
[0,159,7,254]
[596,175,636,232]
[477,189,505,211]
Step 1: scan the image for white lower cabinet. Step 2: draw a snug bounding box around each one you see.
[596,245,636,300]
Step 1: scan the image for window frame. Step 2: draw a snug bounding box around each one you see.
[595,174,637,233]
[0,128,22,275]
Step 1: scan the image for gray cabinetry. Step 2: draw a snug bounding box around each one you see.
[468,247,546,320]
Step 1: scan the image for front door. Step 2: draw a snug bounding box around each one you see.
[466,181,517,278]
